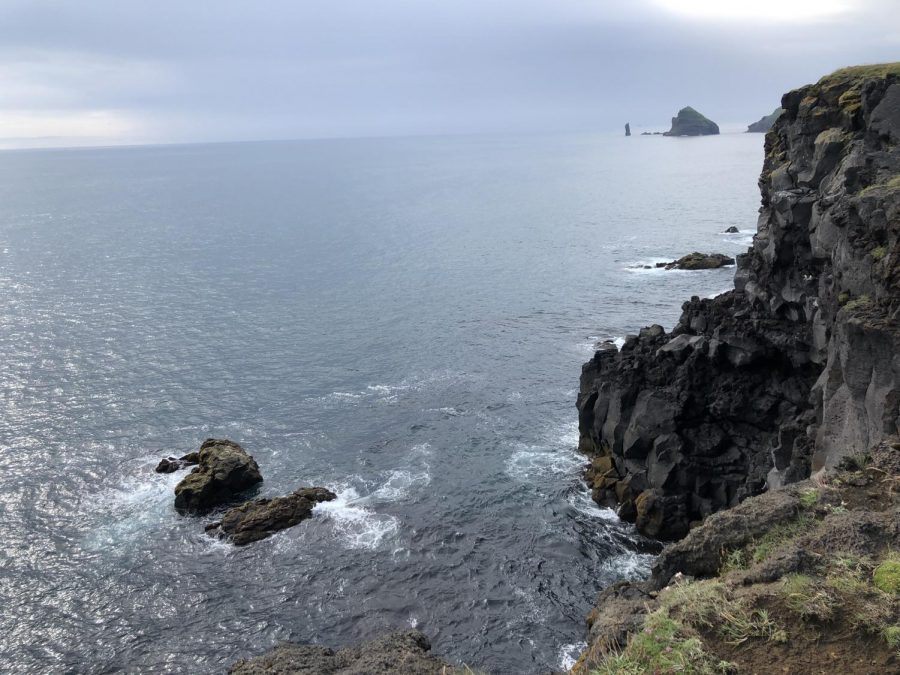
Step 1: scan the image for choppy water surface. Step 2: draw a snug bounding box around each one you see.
[0,132,762,673]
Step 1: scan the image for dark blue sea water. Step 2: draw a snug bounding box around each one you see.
[0,132,762,673]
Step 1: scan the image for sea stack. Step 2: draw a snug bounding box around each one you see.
[625,122,631,136]
[663,106,719,136]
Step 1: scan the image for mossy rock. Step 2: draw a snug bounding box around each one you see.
[874,560,900,594]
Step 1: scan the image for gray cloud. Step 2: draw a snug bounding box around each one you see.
[0,0,896,146]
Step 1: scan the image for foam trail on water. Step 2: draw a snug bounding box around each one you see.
[315,486,400,550]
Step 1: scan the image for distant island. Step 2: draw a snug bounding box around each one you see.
[663,106,719,136]
[747,107,785,132]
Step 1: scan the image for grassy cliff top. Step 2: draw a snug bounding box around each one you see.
[820,62,900,85]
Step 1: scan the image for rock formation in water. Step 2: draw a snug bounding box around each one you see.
[625,122,631,136]
[746,107,785,133]
[655,252,735,270]
[663,106,720,136]
[206,486,336,545]
[577,63,900,540]
[723,226,740,234]
[155,452,199,473]
[173,438,263,511]
[229,631,451,674]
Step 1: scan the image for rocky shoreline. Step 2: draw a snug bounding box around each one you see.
[186,63,899,673]
[573,63,900,673]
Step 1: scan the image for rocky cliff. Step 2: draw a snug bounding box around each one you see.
[747,107,784,133]
[663,106,720,136]
[577,63,900,540]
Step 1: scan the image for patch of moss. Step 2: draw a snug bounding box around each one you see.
[882,625,900,649]
[872,246,888,261]
[860,175,900,197]
[874,559,900,595]
[838,291,850,306]
[843,295,873,312]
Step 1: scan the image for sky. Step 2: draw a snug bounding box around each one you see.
[0,0,897,148]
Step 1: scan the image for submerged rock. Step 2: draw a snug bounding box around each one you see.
[173,439,263,512]
[229,630,451,674]
[746,107,784,133]
[206,486,336,545]
[663,106,719,136]
[654,252,735,270]
[154,452,200,474]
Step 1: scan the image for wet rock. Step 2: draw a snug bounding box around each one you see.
[173,439,263,512]
[206,487,337,546]
[154,452,200,474]
[663,106,719,136]
[655,252,735,270]
[723,225,740,233]
[229,630,451,674]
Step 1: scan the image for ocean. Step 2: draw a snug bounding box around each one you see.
[0,131,762,673]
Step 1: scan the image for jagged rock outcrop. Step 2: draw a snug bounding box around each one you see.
[625,122,631,137]
[574,438,900,674]
[746,107,784,133]
[174,439,263,512]
[229,631,451,674]
[155,452,199,474]
[578,63,900,539]
[206,487,336,545]
[655,252,735,270]
[663,106,719,136]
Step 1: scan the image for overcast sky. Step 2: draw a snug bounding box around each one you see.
[0,0,897,147]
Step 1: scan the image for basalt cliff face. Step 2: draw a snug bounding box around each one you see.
[577,64,900,540]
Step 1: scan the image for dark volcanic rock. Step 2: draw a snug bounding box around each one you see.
[654,252,735,270]
[578,64,900,538]
[229,630,451,674]
[625,122,631,136]
[173,439,263,512]
[723,225,740,234]
[206,487,336,546]
[746,107,784,133]
[663,106,719,136]
[154,452,200,474]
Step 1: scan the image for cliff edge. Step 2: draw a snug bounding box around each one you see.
[577,63,900,540]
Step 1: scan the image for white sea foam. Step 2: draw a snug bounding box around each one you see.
[370,467,431,502]
[558,641,588,671]
[601,551,655,579]
[315,486,400,550]
[567,491,620,521]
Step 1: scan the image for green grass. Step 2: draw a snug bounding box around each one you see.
[820,63,900,83]
[750,513,816,563]
[882,626,900,648]
[590,610,732,675]
[781,574,836,622]
[799,488,819,508]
